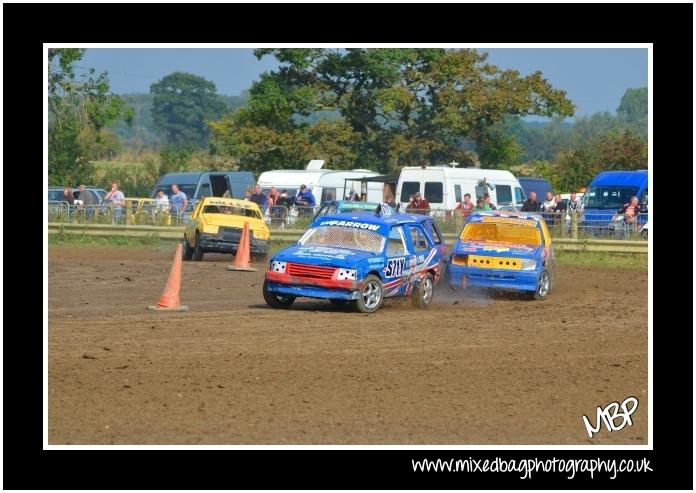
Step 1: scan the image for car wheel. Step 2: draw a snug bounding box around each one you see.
[262,279,295,308]
[193,232,204,261]
[182,237,194,260]
[412,272,434,308]
[531,269,551,300]
[355,274,383,313]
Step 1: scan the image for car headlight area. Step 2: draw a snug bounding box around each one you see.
[336,268,357,280]
[520,259,537,271]
[270,260,287,273]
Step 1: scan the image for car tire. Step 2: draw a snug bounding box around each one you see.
[182,237,194,261]
[412,272,434,308]
[193,232,204,261]
[530,269,551,300]
[262,279,295,308]
[355,274,383,314]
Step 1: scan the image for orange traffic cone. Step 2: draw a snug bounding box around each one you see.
[226,221,257,272]
[147,243,189,311]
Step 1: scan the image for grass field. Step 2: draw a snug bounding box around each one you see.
[48,234,647,269]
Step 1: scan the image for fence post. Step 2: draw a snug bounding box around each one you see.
[571,212,578,240]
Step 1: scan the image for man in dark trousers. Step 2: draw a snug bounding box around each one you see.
[521,191,541,212]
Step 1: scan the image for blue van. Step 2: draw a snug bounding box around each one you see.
[151,171,256,203]
[581,170,648,234]
[517,176,553,201]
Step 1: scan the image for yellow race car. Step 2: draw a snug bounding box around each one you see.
[183,197,270,261]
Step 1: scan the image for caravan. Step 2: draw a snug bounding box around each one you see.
[257,160,383,204]
[395,164,526,212]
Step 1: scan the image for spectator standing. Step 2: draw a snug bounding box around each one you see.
[104,182,126,223]
[62,187,76,205]
[455,193,474,219]
[268,187,280,207]
[169,184,188,219]
[473,198,486,211]
[407,192,430,214]
[155,189,170,212]
[483,192,497,210]
[249,184,269,211]
[295,184,316,216]
[619,196,641,229]
[78,185,97,206]
[567,192,582,214]
[541,191,556,213]
[521,191,541,212]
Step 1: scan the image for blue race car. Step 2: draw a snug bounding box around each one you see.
[447,211,555,300]
[263,211,447,313]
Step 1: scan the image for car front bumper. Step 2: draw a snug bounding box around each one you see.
[199,232,268,255]
[265,271,361,300]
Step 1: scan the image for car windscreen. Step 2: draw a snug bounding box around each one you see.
[461,222,541,246]
[298,225,385,254]
[202,204,262,219]
[581,186,639,210]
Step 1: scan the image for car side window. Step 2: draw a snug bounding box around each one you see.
[386,226,408,257]
[424,221,443,245]
[407,224,433,251]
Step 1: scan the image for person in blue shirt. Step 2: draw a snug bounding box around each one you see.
[249,184,269,211]
[294,184,316,217]
[169,184,188,218]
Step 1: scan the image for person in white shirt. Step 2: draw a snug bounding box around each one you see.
[541,191,556,213]
[154,189,170,212]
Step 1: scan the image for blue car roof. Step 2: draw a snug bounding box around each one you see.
[590,170,648,187]
[317,212,433,227]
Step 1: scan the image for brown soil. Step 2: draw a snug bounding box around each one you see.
[48,245,648,444]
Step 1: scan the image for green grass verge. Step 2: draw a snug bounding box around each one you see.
[555,251,647,269]
[48,233,169,248]
[48,235,647,269]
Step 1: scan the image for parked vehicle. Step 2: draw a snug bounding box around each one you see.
[151,171,256,204]
[395,164,526,212]
[257,160,383,205]
[263,211,447,313]
[447,211,555,300]
[183,197,270,261]
[581,170,648,235]
[517,177,553,202]
[48,186,107,204]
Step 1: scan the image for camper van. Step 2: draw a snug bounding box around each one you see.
[151,171,256,203]
[257,160,383,204]
[395,164,526,212]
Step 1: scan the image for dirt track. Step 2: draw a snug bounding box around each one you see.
[48,245,648,444]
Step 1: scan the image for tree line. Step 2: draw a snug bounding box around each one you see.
[48,48,648,195]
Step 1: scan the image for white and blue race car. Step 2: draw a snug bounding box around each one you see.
[263,211,447,313]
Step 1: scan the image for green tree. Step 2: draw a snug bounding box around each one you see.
[150,72,227,147]
[617,87,648,123]
[48,48,132,185]
[211,48,574,173]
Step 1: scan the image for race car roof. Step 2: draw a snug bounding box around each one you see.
[316,212,434,227]
[468,210,543,222]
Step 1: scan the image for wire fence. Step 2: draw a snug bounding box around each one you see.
[48,201,648,241]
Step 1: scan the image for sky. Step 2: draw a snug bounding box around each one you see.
[79,47,648,119]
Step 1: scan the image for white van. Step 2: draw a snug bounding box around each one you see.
[395,164,526,212]
[257,160,383,203]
